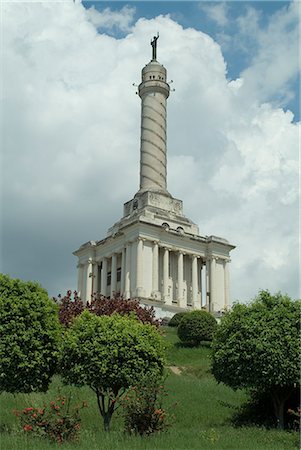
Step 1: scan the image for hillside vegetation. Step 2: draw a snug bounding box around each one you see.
[0,327,298,450]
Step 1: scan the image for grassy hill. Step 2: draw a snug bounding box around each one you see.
[0,327,298,449]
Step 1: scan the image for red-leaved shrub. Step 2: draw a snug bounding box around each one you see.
[54,291,159,328]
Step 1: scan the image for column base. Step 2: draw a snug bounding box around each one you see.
[136,287,145,297]
[124,290,131,299]
[178,298,186,309]
[151,290,161,301]
[163,295,172,305]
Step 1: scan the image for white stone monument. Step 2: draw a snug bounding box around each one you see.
[74,36,235,317]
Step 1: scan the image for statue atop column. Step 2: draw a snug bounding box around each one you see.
[151,33,159,61]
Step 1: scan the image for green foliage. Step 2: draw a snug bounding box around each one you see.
[60,311,166,430]
[211,290,301,429]
[168,312,187,327]
[0,274,62,394]
[122,375,171,436]
[14,394,87,443]
[177,310,217,346]
[0,329,299,449]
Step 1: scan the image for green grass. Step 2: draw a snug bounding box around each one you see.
[0,327,298,449]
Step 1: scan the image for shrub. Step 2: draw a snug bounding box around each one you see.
[14,395,87,443]
[211,290,301,429]
[177,310,217,346]
[122,375,171,436]
[60,311,166,431]
[168,312,187,327]
[56,290,84,328]
[55,291,159,328]
[0,274,62,393]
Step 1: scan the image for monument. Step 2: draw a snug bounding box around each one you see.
[73,36,235,317]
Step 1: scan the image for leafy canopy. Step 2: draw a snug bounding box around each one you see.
[0,274,62,393]
[60,311,166,430]
[211,290,300,390]
[61,311,165,390]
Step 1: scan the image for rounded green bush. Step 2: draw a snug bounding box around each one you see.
[60,311,166,430]
[177,310,217,346]
[168,312,188,327]
[0,274,62,393]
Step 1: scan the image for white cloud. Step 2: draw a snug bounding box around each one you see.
[85,5,136,33]
[200,2,229,27]
[2,2,299,302]
[238,2,300,108]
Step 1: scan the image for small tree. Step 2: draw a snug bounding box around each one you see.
[177,310,217,346]
[60,311,166,431]
[0,274,62,393]
[211,290,300,429]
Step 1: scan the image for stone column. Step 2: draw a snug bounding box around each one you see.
[121,248,125,294]
[77,263,83,298]
[192,255,199,308]
[163,247,170,304]
[206,258,210,312]
[199,261,203,307]
[138,60,170,194]
[210,256,217,313]
[100,258,108,296]
[136,238,144,297]
[86,258,93,304]
[224,260,230,310]
[110,253,117,298]
[177,251,184,307]
[94,263,99,296]
[125,243,131,299]
[151,241,160,299]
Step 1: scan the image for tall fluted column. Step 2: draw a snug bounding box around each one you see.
[210,257,216,312]
[121,248,125,294]
[110,254,117,298]
[100,258,108,296]
[163,247,170,304]
[86,258,93,303]
[177,251,184,307]
[77,263,83,298]
[94,263,99,295]
[137,42,170,194]
[206,258,210,312]
[224,260,230,310]
[192,255,199,308]
[136,238,144,297]
[199,261,203,307]
[152,241,159,298]
[125,244,131,299]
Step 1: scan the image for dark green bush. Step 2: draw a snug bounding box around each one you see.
[177,310,217,346]
[168,312,187,327]
[0,274,62,393]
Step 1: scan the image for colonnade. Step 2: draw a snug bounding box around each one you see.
[77,237,230,312]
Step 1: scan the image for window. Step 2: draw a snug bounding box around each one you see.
[117,268,121,282]
[107,271,111,286]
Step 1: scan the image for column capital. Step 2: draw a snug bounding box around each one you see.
[206,255,218,262]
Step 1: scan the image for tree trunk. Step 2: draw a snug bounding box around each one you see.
[103,412,112,432]
[95,390,115,432]
[271,387,292,430]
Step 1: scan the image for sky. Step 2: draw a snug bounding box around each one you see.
[1,1,300,303]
